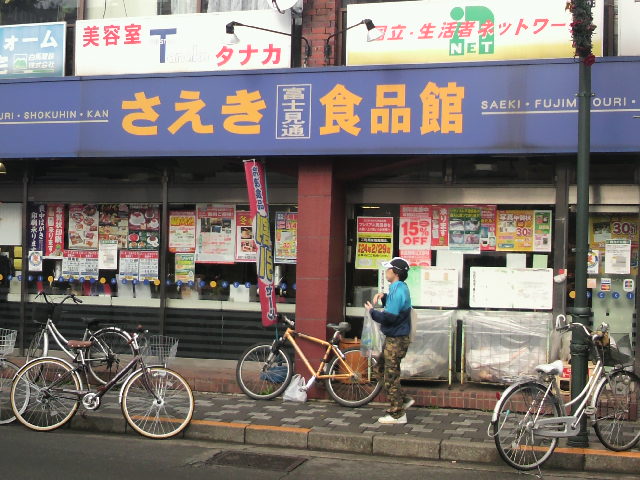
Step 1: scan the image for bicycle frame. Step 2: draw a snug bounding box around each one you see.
[280,327,369,391]
[36,318,115,364]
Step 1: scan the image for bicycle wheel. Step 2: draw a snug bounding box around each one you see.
[593,371,640,451]
[26,328,46,362]
[11,358,81,431]
[236,343,293,400]
[325,348,382,407]
[493,382,561,471]
[87,328,134,385]
[0,359,20,424]
[121,367,194,439]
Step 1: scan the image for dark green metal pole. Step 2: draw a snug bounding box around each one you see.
[568,59,592,448]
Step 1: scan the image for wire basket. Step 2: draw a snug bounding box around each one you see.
[0,328,17,356]
[141,335,179,365]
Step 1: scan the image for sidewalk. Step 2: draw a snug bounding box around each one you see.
[64,391,640,475]
[8,355,640,474]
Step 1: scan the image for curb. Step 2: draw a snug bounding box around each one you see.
[63,411,640,474]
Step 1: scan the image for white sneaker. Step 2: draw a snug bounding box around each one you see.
[378,413,407,424]
[403,398,415,410]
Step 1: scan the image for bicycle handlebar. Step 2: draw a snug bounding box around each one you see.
[35,291,83,305]
[555,314,609,344]
[280,314,295,328]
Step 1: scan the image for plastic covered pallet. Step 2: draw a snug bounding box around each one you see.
[401,310,454,381]
[463,311,550,384]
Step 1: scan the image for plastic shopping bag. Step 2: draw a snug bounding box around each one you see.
[361,310,385,357]
[283,374,307,402]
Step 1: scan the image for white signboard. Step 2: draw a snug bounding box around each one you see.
[618,0,640,56]
[605,240,632,275]
[0,203,22,245]
[408,267,459,308]
[470,267,553,310]
[75,10,291,76]
[347,0,603,66]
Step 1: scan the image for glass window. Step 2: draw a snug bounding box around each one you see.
[0,0,77,25]
[84,0,196,19]
[204,0,271,12]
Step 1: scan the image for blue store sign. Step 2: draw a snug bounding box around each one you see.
[0,58,638,158]
[0,22,66,79]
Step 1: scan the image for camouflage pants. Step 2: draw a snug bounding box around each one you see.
[375,335,411,418]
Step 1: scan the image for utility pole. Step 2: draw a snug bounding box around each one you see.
[567,0,596,448]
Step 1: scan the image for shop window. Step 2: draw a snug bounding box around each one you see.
[347,204,556,310]
[165,203,297,306]
[84,0,196,19]
[204,0,272,12]
[0,0,77,25]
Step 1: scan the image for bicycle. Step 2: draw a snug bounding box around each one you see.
[10,326,194,439]
[490,314,640,471]
[236,315,382,407]
[28,291,134,385]
[0,328,20,424]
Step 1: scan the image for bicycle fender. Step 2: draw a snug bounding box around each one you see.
[491,379,544,424]
[118,364,164,404]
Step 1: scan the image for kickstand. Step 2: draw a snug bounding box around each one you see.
[517,465,544,479]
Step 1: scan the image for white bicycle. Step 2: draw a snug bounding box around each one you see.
[0,328,20,424]
[490,315,640,471]
[27,291,135,385]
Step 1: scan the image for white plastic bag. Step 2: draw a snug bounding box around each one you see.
[283,374,307,402]
[410,308,418,343]
[361,310,385,357]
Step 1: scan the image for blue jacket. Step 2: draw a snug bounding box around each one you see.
[370,281,412,337]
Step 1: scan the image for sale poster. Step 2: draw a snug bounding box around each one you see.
[175,253,196,282]
[45,204,65,257]
[138,251,159,281]
[63,250,98,279]
[431,206,449,249]
[99,204,129,248]
[68,204,99,249]
[399,205,431,266]
[274,212,298,264]
[448,206,481,253]
[98,240,118,270]
[534,210,553,252]
[590,215,640,249]
[28,204,46,253]
[480,206,497,251]
[169,210,196,253]
[355,217,393,270]
[196,204,235,263]
[128,205,160,250]
[235,211,256,262]
[119,250,139,280]
[497,210,534,252]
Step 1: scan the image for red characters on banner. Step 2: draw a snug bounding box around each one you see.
[244,160,278,327]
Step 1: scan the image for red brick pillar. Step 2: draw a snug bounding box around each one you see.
[302,0,340,67]
[295,160,345,397]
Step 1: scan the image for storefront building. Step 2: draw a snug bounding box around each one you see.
[0,0,639,385]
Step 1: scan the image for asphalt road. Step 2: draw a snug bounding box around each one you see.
[0,426,638,480]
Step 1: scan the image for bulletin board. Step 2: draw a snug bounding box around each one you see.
[469,267,553,310]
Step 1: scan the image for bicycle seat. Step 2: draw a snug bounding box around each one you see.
[535,360,564,376]
[327,322,351,333]
[67,340,93,350]
[81,317,100,328]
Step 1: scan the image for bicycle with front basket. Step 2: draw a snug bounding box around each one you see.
[0,328,20,424]
[490,314,640,471]
[236,315,382,407]
[27,291,135,385]
[11,326,194,439]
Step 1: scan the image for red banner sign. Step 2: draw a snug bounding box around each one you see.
[45,204,65,257]
[244,160,278,327]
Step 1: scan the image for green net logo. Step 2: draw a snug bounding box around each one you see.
[449,6,495,56]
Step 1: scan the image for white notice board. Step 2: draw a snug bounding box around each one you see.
[470,267,553,310]
[0,203,22,245]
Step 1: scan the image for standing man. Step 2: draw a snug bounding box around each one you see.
[364,257,414,424]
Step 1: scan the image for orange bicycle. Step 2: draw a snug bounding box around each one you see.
[236,315,382,407]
